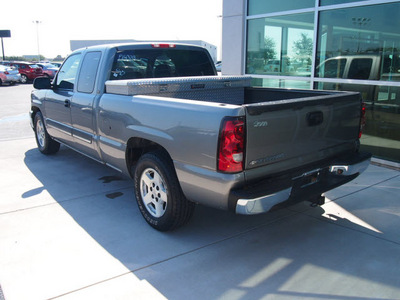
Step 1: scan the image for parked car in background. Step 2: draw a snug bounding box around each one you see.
[264,59,280,72]
[3,62,44,83]
[0,65,21,85]
[264,59,294,73]
[37,63,59,78]
[51,62,62,68]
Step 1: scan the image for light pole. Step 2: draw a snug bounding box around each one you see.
[352,17,371,53]
[33,20,41,62]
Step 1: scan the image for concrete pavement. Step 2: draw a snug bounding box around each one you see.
[0,84,399,299]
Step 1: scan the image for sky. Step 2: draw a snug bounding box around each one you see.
[0,0,223,59]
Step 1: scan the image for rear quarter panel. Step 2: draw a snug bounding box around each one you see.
[97,93,245,174]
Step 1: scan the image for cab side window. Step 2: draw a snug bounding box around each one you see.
[56,54,82,90]
[322,59,346,78]
[348,58,372,80]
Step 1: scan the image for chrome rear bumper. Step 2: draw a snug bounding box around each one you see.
[235,153,371,215]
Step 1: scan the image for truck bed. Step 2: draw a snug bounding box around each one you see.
[105,76,362,177]
[105,75,354,106]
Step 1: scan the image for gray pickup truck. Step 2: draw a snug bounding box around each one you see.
[30,43,371,231]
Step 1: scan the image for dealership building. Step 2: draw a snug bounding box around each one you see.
[222,0,400,164]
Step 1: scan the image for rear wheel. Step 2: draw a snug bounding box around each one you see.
[20,74,28,84]
[34,112,60,154]
[134,150,195,231]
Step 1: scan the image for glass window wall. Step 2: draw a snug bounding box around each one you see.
[315,82,400,162]
[252,78,311,89]
[246,13,314,77]
[315,2,400,162]
[320,0,368,6]
[246,1,400,162]
[248,0,314,15]
[316,3,400,83]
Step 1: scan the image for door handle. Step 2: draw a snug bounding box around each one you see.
[64,99,70,108]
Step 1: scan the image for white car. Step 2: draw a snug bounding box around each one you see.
[0,65,21,85]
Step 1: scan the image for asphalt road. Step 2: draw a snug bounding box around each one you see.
[1,83,400,300]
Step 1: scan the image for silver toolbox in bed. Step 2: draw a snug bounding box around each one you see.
[105,76,252,105]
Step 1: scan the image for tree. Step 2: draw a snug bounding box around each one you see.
[53,55,64,62]
[263,37,276,63]
[293,33,313,64]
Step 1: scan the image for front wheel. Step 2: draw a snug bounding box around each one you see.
[134,150,195,231]
[34,112,60,154]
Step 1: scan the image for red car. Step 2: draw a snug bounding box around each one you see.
[5,62,44,83]
[37,63,59,79]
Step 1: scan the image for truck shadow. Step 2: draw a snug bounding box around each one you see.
[23,146,400,299]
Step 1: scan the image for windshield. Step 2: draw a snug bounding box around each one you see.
[110,48,215,80]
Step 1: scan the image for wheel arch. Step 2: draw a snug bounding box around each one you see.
[126,137,173,178]
[30,106,41,125]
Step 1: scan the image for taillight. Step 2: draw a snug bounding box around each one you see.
[151,43,176,48]
[4,71,9,75]
[218,117,245,173]
[359,102,366,138]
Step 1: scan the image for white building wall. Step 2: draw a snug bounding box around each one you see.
[221,0,246,75]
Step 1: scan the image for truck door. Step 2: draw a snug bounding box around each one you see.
[70,51,102,159]
[43,53,82,145]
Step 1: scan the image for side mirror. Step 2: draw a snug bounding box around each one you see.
[33,77,52,89]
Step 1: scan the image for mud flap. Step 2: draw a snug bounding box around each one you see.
[309,195,326,207]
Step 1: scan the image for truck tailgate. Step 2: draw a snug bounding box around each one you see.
[244,90,362,176]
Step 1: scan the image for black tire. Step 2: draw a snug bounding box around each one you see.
[34,111,60,154]
[134,150,195,231]
[20,74,28,84]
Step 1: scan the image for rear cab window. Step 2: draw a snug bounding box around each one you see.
[110,48,215,80]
